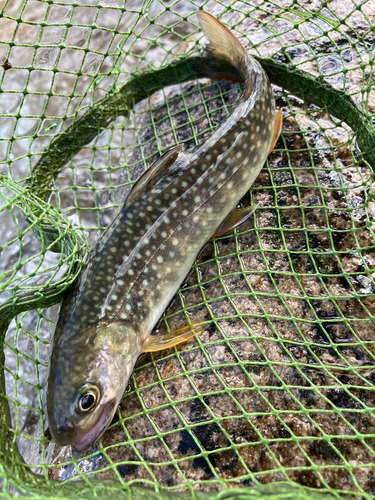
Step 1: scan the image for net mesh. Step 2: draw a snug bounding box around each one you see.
[1,0,375,498]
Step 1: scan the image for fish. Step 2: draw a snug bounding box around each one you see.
[45,11,282,451]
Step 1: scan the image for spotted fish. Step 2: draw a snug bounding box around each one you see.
[45,11,282,451]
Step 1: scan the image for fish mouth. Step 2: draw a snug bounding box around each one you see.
[72,398,117,452]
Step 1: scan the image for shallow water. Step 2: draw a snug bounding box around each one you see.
[1,0,375,494]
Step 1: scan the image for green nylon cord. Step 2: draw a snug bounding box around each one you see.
[1,0,375,498]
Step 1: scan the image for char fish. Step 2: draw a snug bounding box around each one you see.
[45,11,282,451]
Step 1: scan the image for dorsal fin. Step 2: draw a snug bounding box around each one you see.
[125,145,182,208]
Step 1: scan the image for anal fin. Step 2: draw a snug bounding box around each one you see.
[211,205,256,238]
[142,323,208,352]
[268,108,283,155]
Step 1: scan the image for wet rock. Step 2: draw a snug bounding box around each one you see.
[1,0,375,496]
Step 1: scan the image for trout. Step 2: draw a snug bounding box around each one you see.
[45,12,282,451]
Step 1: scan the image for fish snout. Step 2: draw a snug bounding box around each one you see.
[50,416,78,446]
[57,418,74,434]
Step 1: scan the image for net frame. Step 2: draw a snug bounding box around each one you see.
[1,0,375,498]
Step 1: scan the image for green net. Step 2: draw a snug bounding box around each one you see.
[1,0,375,498]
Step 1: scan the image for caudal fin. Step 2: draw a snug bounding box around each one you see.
[196,11,252,86]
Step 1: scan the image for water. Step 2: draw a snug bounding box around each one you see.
[1,0,375,494]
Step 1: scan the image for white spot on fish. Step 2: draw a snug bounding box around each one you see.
[126,304,132,311]
[236,152,242,159]
[161,231,167,238]
[157,256,163,263]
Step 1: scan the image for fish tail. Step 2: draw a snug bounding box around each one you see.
[197,11,254,95]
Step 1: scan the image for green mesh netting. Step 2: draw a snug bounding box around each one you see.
[1,0,375,499]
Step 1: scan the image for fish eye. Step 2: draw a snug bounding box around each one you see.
[77,386,99,413]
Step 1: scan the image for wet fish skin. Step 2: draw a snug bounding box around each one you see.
[45,11,279,451]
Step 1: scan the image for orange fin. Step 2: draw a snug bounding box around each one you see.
[142,323,208,352]
[269,109,283,155]
[211,205,256,238]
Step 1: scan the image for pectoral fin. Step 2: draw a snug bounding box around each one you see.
[142,323,208,352]
[211,205,256,238]
[125,145,182,208]
[268,108,283,155]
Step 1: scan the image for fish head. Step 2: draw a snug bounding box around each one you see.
[45,322,141,451]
